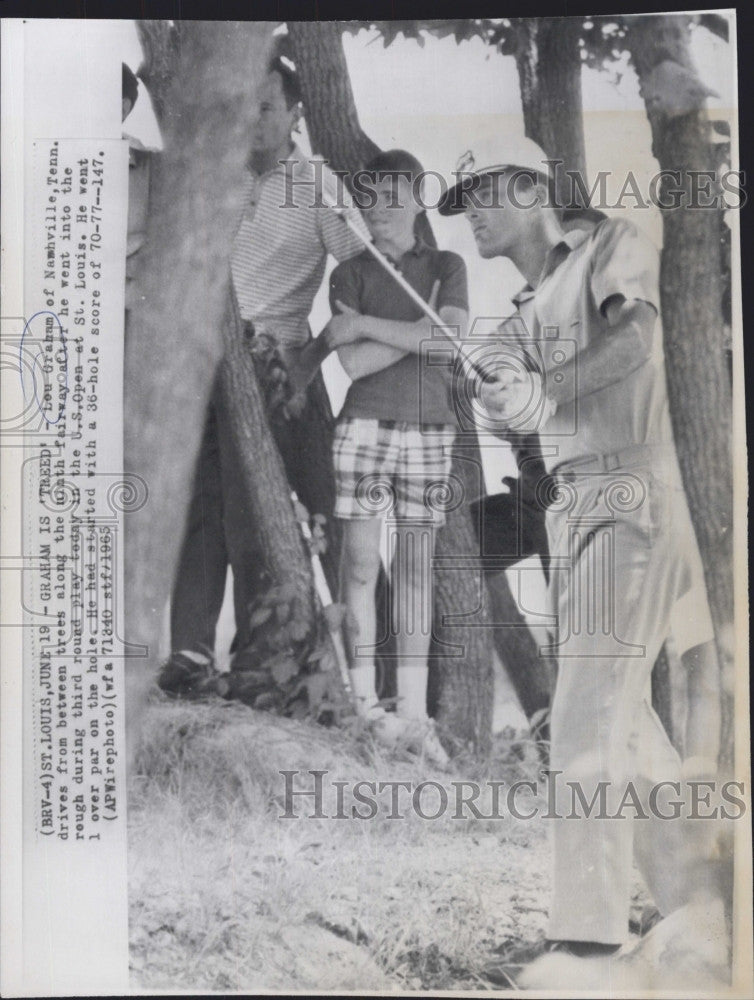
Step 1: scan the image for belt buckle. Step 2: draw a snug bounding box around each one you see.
[554,454,598,477]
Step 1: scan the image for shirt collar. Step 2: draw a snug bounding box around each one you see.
[363,236,430,265]
[557,226,592,252]
[512,226,592,305]
[512,284,535,306]
[246,142,305,179]
[406,236,431,257]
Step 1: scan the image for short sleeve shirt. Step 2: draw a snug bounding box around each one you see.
[512,218,676,472]
[331,240,468,425]
[124,134,154,310]
[230,146,368,349]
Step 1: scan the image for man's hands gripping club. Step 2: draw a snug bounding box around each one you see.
[479,364,557,434]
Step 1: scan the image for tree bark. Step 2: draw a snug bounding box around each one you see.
[287,20,436,248]
[287,21,381,178]
[428,437,494,753]
[124,21,275,759]
[626,14,733,766]
[218,294,317,635]
[511,17,588,205]
[134,21,182,126]
[484,568,553,719]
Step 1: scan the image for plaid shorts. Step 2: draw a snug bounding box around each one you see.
[333,418,456,524]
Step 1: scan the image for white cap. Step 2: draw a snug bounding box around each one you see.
[438,135,552,215]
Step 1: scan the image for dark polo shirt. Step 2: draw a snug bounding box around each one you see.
[330,238,468,425]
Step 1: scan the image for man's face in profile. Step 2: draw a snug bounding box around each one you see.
[250,71,298,156]
[464,171,541,259]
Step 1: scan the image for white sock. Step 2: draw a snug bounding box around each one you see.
[176,649,211,665]
[348,663,379,717]
[396,664,429,720]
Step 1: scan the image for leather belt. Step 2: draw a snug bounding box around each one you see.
[550,443,672,477]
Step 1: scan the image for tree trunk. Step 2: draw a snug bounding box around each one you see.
[134,21,182,126]
[288,19,495,749]
[626,15,733,767]
[287,20,436,248]
[484,568,553,719]
[287,20,381,178]
[124,21,275,759]
[428,438,494,753]
[511,17,588,205]
[218,293,317,634]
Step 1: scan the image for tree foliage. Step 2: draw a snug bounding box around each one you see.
[347,14,727,69]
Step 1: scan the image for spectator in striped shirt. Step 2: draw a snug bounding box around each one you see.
[159,58,366,696]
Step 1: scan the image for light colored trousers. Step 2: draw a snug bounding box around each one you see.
[544,457,710,944]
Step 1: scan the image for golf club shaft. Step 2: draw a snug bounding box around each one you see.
[329,203,487,378]
[296,499,353,697]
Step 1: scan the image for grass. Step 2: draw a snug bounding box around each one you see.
[128,695,551,992]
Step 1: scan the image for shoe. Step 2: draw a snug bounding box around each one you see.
[516,948,620,991]
[629,904,663,937]
[365,711,451,768]
[365,707,412,748]
[483,938,548,989]
[484,938,620,988]
[219,667,284,710]
[401,717,450,769]
[157,650,218,698]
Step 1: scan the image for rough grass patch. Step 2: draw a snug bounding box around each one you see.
[129,696,550,991]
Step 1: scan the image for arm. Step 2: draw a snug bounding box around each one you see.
[480,298,656,430]
[324,257,403,381]
[337,340,409,381]
[340,305,467,354]
[325,266,410,380]
[555,217,660,405]
[549,296,656,406]
[483,220,661,431]
[334,304,467,380]
[329,252,469,376]
[317,163,372,262]
[286,331,405,396]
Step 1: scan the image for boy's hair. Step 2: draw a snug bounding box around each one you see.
[267,55,302,109]
[363,149,425,184]
[122,63,139,109]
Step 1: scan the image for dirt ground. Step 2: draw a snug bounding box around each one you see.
[128,697,555,992]
[128,697,734,994]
